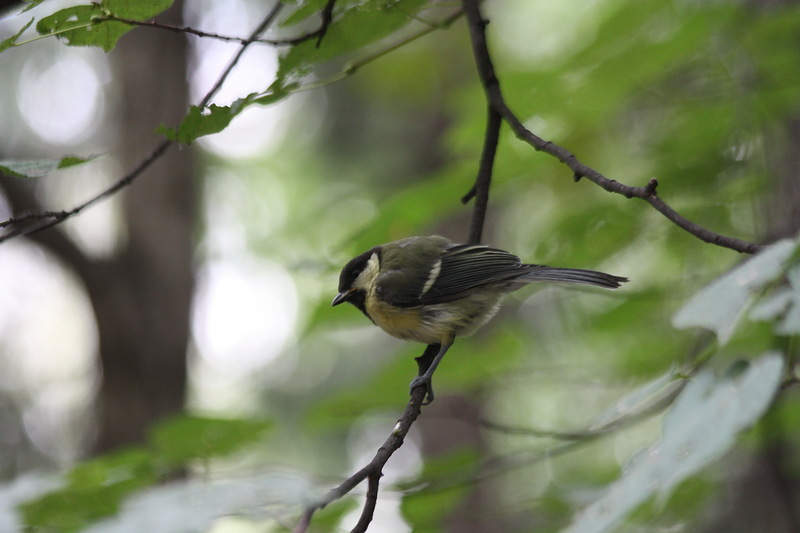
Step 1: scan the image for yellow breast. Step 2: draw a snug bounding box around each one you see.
[365,298,451,345]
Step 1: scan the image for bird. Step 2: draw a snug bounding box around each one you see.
[332,235,628,403]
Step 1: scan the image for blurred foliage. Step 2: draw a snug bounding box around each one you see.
[18,415,271,531]
[2,0,800,531]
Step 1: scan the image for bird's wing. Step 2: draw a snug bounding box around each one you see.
[377,244,526,307]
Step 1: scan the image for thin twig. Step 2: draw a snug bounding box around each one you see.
[199,1,284,108]
[459,0,764,255]
[105,0,336,48]
[351,474,381,533]
[314,0,337,48]
[0,140,171,243]
[293,386,427,533]
[104,16,255,44]
[413,374,690,497]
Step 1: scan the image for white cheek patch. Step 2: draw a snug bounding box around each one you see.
[420,259,441,297]
[354,252,380,291]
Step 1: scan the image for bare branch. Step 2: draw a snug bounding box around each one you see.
[293,385,427,533]
[459,0,764,255]
[103,16,255,44]
[0,140,172,243]
[199,1,284,108]
[463,105,501,245]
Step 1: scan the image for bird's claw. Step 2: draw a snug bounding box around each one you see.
[409,375,435,405]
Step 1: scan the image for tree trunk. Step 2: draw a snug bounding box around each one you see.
[2,0,195,454]
[88,0,195,452]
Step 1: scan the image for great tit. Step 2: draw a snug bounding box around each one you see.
[332,235,628,402]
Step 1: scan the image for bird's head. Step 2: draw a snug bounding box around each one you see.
[332,247,381,312]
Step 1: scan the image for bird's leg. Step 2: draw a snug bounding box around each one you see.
[410,339,454,405]
[415,343,440,376]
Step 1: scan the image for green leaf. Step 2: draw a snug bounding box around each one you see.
[160,0,427,145]
[564,353,784,533]
[103,0,174,20]
[160,87,292,144]
[149,415,271,465]
[0,155,100,178]
[35,0,174,51]
[281,0,331,28]
[36,5,130,52]
[20,448,156,532]
[158,104,235,144]
[20,415,272,530]
[0,18,34,52]
[672,238,799,344]
[276,0,427,83]
[79,473,312,532]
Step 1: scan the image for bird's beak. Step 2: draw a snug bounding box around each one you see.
[331,290,352,306]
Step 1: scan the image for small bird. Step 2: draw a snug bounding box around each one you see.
[332,235,628,403]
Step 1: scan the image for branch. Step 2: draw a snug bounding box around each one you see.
[459,0,501,245]
[293,385,427,533]
[105,0,336,48]
[0,2,285,244]
[0,140,172,243]
[0,176,96,280]
[198,1,285,108]
[414,371,690,497]
[463,104,501,245]
[459,0,764,255]
[103,16,258,45]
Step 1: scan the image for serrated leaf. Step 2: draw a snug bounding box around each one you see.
[0,18,34,52]
[564,353,784,533]
[672,238,798,344]
[0,155,99,178]
[149,415,271,465]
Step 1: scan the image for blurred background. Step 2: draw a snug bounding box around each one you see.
[0,0,799,531]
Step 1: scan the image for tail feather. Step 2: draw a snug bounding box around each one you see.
[522,265,628,289]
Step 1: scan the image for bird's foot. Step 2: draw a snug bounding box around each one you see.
[409,375,435,405]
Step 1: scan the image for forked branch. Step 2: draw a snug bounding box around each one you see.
[459,0,763,255]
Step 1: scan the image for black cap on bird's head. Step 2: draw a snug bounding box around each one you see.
[332,247,380,311]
